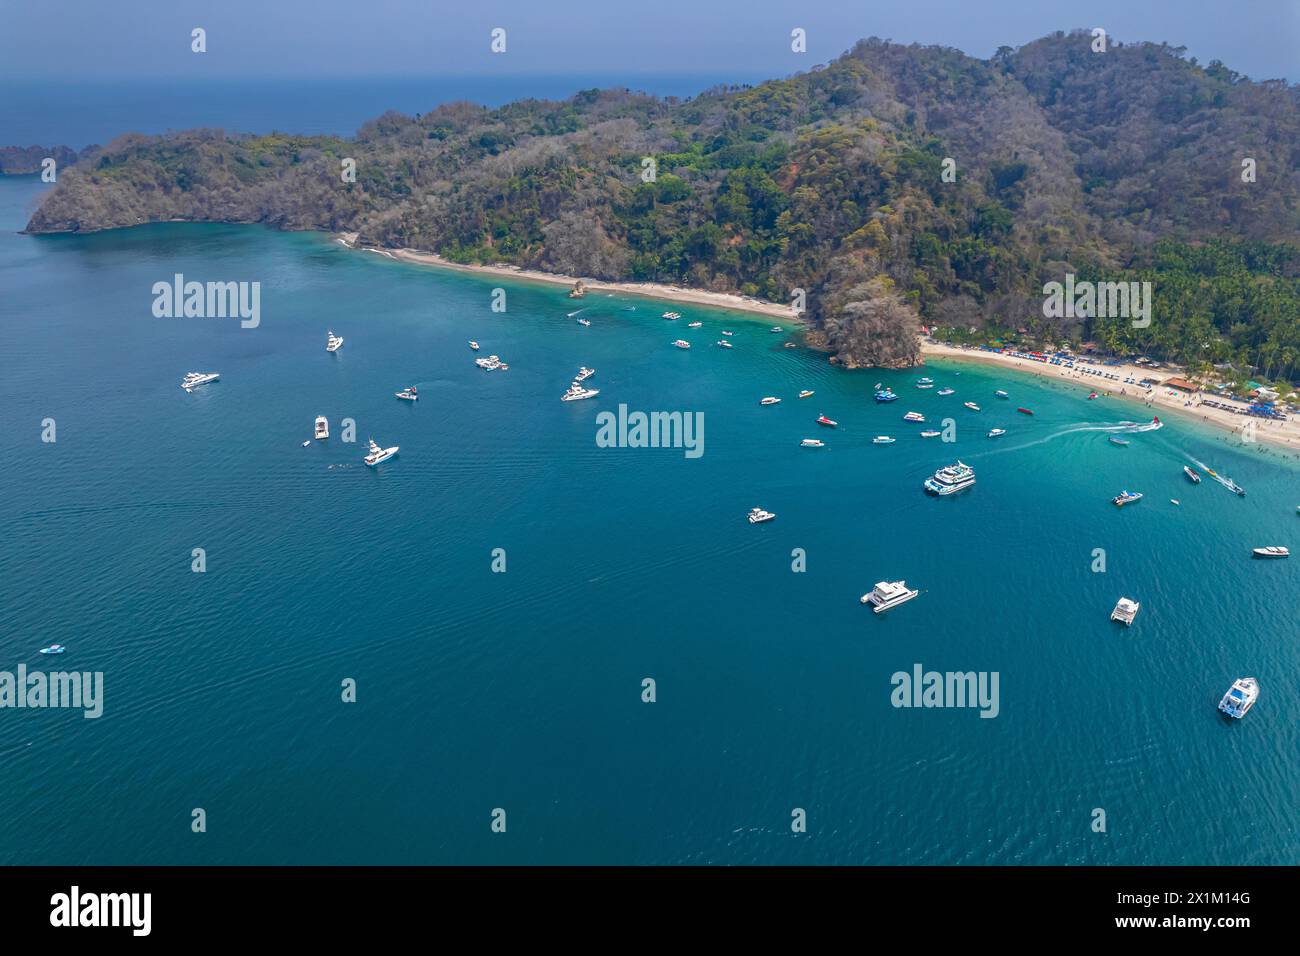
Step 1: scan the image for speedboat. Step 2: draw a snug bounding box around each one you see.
[924,461,975,496]
[1218,678,1259,718]
[770,326,782,333]
[937,387,955,396]
[760,397,782,406]
[1017,407,1033,415]
[988,428,1006,438]
[1109,597,1140,626]
[903,411,925,422]
[39,644,66,655]
[1184,465,1201,483]
[468,341,480,350]
[1109,436,1129,446]
[721,330,734,336]
[816,415,837,427]
[748,507,776,524]
[860,580,919,614]
[1112,490,1143,507]
[364,438,399,466]
[798,390,814,399]
[963,402,980,411]
[562,383,600,402]
[181,371,219,391]
[995,390,1009,398]
[577,318,591,326]
[874,389,898,403]
[1252,546,1289,559]
[672,339,691,349]
[314,416,329,440]
[716,340,733,349]
[800,439,825,448]
[575,367,595,382]
[687,321,702,328]
[326,331,344,352]
[872,436,896,444]
[920,430,941,438]
[1204,466,1246,496]
[395,386,418,401]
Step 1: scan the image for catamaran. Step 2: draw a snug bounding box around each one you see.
[1109,597,1140,626]
[363,438,399,466]
[860,580,920,614]
[181,371,219,391]
[1218,678,1259,718]
[924,461,975,496]
[326,331,344,352]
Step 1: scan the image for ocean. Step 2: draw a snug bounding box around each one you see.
[1,171,1297,865]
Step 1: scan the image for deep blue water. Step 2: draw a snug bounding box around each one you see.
[0,174,1297,865]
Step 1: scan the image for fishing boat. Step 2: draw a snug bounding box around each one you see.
[963,402,980,411]
[920,430,941,438]
[1218,678,1259,718]
[395,386,418,401]
[800,439,825,448]
[1017,407,1033,415]
[860,580,919,614]
[1252,546,1289,559]
[1183,465,1201,483]
[937,387,955,396]
[671,339,691,350]
[760,396,782,406]
[995,390,1009,399]
[747,507,776,524]
[872,436,896,445]
[363,438,399,466]
[988,428,1006,438]
[326,331,344,352]
[798,390,814,399]
[1109,436,1129,446]
[1109,597,1140,626]
[39,644,66,655]
[903,411,925,422]
[1112,490,1143,507]
[816,415,838,427]
[314,416,329,440]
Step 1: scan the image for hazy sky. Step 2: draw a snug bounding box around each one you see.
[3,0,1296,83]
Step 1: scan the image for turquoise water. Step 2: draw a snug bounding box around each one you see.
[1,174,1297,865]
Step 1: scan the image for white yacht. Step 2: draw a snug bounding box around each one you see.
[314,416,329,440]
[903,411,925,422]
[468,341,480,351]
[475,354,503,370]
[672,339,691,349]
[924,461,976,495]
[748,507,776,524]
[326,331,344,352]
[800,439,825,447]
[995,390,1009,399]
[920,430,941,438]
[872,436,896,444]
[561,383,600,401]
[395,386,419,401]
[574,367,595,382]
[988,428,1006,438]
[180,371,219,391]
[717,340,733,349]
[760,396,782,406]
[1109,597,1140,626]
[1218,678,1259,718]
[860,580,920,613]
[364,438,399,466]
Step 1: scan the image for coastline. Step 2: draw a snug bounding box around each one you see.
[336,233,797,321]
[922,341,1300,457]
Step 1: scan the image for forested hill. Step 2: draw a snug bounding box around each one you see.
[25,31,1300,375]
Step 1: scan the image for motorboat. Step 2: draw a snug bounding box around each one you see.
[1109,436,1129,446]
[760,396,782,406]
[327,331,344,352]
[39,644,66,655]
[770,326,783,333]
[475,354,503,370]
[963,402,980,411]
[923,461,975,496]
[937,387,955,396]
[1109,597,1140,626]
[919,430,941,438]
[800,439,825,448]
[1252,546,1289,559]
[747,507,776,524]
[314,416,329,440]
[717,340,733,349]
[672,339,691,349]
[798,390,814,399]
[1112,490,1143,507]
[687,321,702,328]
[988,428,1006,438]
[816,415,837,427]
[872,436,896,444]
[903,411,925,422]
[995,390,1009,398]
[662,311,681,320]
[562,383,600,402]
[575,367,595,382]
[1218,678,1259,718]
[181,371,219,391]
[364,438,399,466]
[917,377,934,385]
[469,341,480,350]
[721,330,734,336]
[915,382,934,389]
[577,318,591,326]
[1184,465,1201,483]
[1017,407,1033,415]
[395,386,419,401]
[860,580,919,614]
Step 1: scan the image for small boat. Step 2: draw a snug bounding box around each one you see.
[937,387,955,396]
[903,411,925,423]
[395,386,418,401]
[180,371,220,391]
[783,342,797,349]
[798,390,814,399]
[364,438,399,466]
[1088,391,1098,399]
[1109,436,1129,446]
[326,331,344,352]
[988,428,1006,438]
[920,430,941,438]
[1109,597,1140,626]
[1016,407,1033,415]
[816,415,837,427]
[995,390,1009,398]
[469,341,480,350]
[874,389,898,403]
[577,318,591,326]
[1252,546,1289,559]
[575,367,595,382]
[760,396,781,406]
[672,339,691,350]
[561,383,600,402]
[1112,490,1143,507]
[770,326,782,333]
[1218,677,1259,718]
[1184,465,1201,483]
[1171,499,1180,505]
[860,580,919,614]
[872,436,896,445]
[800,439,825,448]
[915,382,934,389]
[918,377,934,385]
[662,311,681,320]
[716,340,733,349]
[302,440,310,447]
[963,402,980,411]
[39,644,66,655]
[687,321,702,328]
[873,382,882,390]
[748,507,776,524]
[721,330,734,336]
[314,416,329,440]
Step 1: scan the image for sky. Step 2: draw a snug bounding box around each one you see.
[1,0,1296,83]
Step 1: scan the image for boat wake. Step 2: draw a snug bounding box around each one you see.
[566,308,588,318]
[961,418,1163,460]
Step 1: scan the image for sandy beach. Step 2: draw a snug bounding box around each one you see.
[336,233,797,321]
[923,341,1300,457]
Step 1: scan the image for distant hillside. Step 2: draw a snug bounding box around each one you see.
[0,144,94,175]
[25,31,1300,376]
